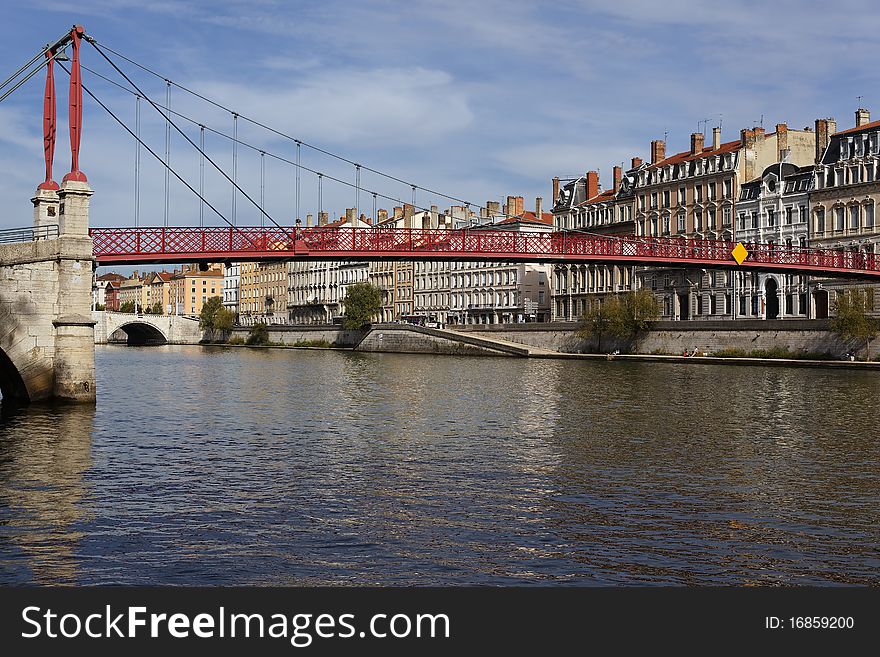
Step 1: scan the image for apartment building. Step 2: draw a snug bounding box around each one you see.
[169,265,224,316]
[634,123,817,320]
[810,109,880,317]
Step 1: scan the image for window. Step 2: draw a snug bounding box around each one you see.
[710,295,717,314]
[695,185,703,202]
[697,295,704,315]
[678,186,686,204]
[785,207,793,224]
[694,209,702,232]
[678,212,686,232]
[816,207,826,232]
[663,190,670,207]
[738,212,746,230]
[850,205,860,229]
[651,192,658,209]
[708,207,716,229]
[835,206,845,230]
[767,209,775,227]
[708,182,716,201]
[751,212,758,229]
[865,203,875,228]
[723,179,732,198]
[723,207,731,226]
[799,206,807,223]
[663,216,670,234]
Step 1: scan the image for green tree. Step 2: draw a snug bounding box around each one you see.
[246,322,270,345]
[577,299,612,352]
[213,307,236,334]
[199,296,224,329]
[342,282,382,330]
[150,302,163,315]
[830,287,877,358]
[120,300,135,313]
[576,289,660,353]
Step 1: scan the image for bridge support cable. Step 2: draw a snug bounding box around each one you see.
[58,62,262,251]
[295,140,301,224]
[86,40,294,240]
[0,41,71,104]
[163,81,171,227]
[199,124,205,227]
[76,57,456,223]
[85,38,531,224]
[317,174,323,223]
[355,164,361,221]
[134,94,140,227]
[260,150,265,228]
[232,112,238,225]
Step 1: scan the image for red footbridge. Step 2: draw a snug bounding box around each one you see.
[90,225,880,278]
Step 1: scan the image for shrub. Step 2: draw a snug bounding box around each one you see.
[293,339,333,348]
[246,323,270,345]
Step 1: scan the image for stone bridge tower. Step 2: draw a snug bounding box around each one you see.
[0,25,95,404]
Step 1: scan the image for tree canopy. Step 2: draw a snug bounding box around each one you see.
[576,289,660,352]
[199,296,224,329]
[342,283,382,330]
[830,287,877,358]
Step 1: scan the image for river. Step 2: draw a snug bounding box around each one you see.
[0,345,878,585]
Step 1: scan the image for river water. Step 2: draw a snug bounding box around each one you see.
[0,345,878,585]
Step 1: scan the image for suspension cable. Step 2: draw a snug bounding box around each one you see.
[58,62,261,250]
[134,94,140,227]
[86,37,523,221]
[77,60,472,221]
[0,46,69,104]
[163,80,171,227]
[86,39,295,239]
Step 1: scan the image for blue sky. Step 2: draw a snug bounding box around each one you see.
[1,0,879,236]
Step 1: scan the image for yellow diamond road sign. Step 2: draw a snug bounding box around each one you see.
[731,242,749,265]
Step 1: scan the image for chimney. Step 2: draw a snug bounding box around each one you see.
[775,123,789,162]
[814,118,837,164]
[318,211,328,226]
[631,156,643,169]
[612,165,622,193]
[345,207,356,224]
[552,176,560,202]
[755,127,766,141]
[378,208,388,223]
[585,170,599,199]
[740,128,756,149]
[430,205,439,229]
[650,139,666,164]
[393,206,403,220]
[690,132,704,156]
[403,203,414,229]
[360,213,370,225]
[306,213,313,226]
[535,197,542,220]
[487,200,501,216]
[712,127,721,150]
[514,196,524,217]
[506,195,516,217]
[856,108,871,127]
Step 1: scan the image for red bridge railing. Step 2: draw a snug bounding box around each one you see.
[88,226,880,278]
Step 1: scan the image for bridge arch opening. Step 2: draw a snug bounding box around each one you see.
[110,322,168,346]
[0,346,29,405]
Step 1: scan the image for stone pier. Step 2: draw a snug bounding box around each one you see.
[0,180,96,403]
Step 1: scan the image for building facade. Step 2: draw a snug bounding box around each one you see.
[735,163,813,319]
[170,265,224,316]
[810,110,880,317]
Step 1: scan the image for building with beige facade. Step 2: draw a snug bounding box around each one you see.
[551,165,639,321]
[809,109,880,317]
[633,123,817,320]
[170,265,224,316]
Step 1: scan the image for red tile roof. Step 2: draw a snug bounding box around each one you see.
[576,189,615,207]
[648,138,741,169]
[834,119,880,136]
[496,211,553,225]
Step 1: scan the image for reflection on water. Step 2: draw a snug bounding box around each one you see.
[0,345,878,585]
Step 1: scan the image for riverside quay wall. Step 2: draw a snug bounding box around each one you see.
[454,320,873,358]
[224,320,872,359]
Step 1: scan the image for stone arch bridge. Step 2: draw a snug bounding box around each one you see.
[93,312,204,345]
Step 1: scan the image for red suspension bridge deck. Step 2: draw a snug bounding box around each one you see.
[89,226,880,279]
